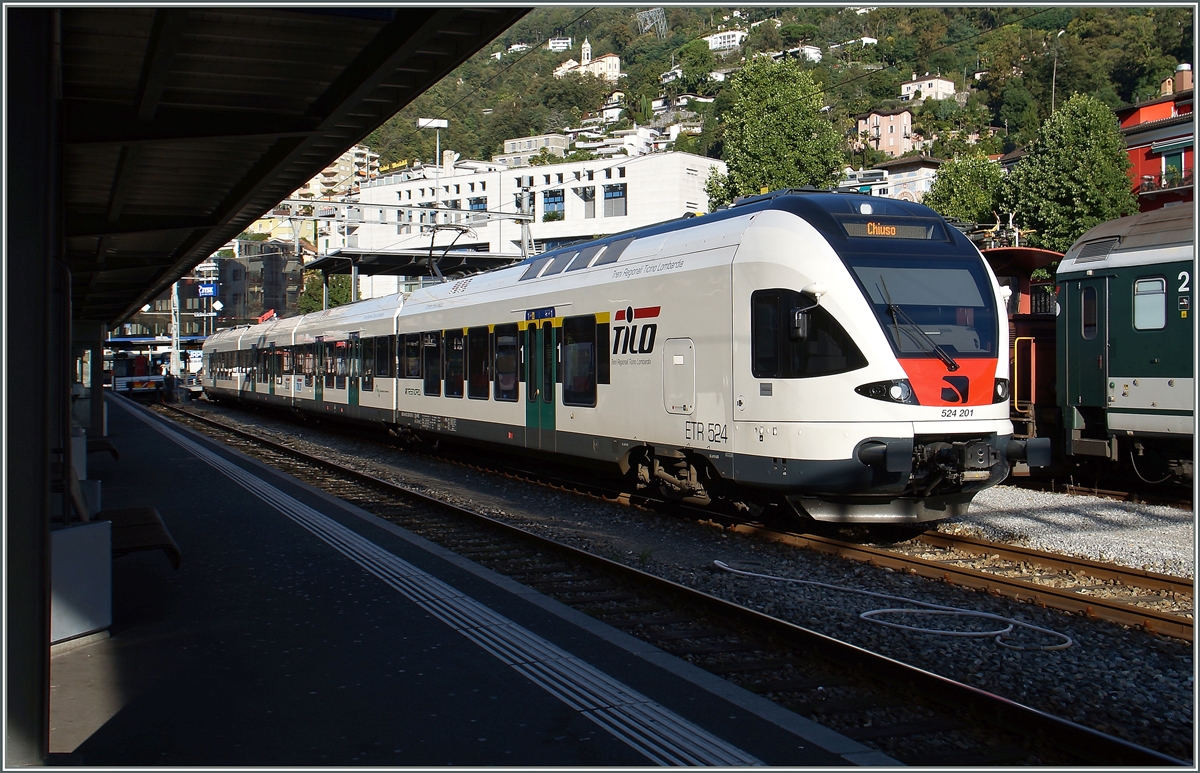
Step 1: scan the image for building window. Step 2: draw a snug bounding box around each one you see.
[1133,278,1166,330]
[618,167,626,177]
[576,186,595,219]
[603,183,627,217]
[543,189,564,220]
[468,197,487,211]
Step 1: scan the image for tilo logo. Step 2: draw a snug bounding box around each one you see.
[613,305,659,354]
[941,375,970,403]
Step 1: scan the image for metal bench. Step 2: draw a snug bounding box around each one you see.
[68,468,181,570]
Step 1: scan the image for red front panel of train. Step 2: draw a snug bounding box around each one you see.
[897,358,998,406]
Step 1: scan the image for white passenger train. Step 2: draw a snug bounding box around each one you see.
[203,190,1048,523]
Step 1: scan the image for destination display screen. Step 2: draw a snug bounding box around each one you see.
[839,218,943,240]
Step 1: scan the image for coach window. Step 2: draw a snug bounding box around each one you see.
[362,337,375,392]
[562,315,597,406]
[467,326,490,399]
[405,333,422,378]
[422,331,441,396]
[751,289,866,378]
[1133,278,1166,330]
[494,323,519,401]
[324,342,335,388]
[376,335,393,378]
[751,293,781,377]
[1081,286,1098,340]
[445,330,465,398]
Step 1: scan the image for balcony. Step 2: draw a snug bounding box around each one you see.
[1137,169,1193,196]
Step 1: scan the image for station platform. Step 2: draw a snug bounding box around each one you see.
[50,393,897,767]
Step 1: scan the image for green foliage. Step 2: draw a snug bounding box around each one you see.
[922,152,1004,225]
[1002,94,1137,252]
[780,23,819,47]
[296,272,356,315]
[237,231,269,242]
[705,58,841,209]
[542,210,564,222]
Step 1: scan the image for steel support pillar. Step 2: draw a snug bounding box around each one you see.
[6,8,58,766]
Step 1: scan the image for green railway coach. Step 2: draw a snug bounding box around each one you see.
[1055,206,1194,483]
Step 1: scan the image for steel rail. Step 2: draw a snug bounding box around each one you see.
[720,523,1193,642]
[163,404,1187,766]
[912,531,1193,596]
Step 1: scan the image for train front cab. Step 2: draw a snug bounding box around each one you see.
[1056,213,1194,480]
[729,194,1047,523]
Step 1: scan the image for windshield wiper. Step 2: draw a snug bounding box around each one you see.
[877,277,959,372]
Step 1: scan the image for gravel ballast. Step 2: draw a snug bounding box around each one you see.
[174,400,1195,762]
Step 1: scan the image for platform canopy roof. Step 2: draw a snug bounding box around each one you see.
[61,6,527,325]
[309,249,523,279]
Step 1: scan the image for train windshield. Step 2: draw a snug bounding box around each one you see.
[845,257,998,361]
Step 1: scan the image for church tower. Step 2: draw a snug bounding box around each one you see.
[581,38,591,65]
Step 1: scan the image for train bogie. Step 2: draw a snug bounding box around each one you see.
[205,190,1050,523]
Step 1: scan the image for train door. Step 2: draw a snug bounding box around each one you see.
[1066,278,1108,407]
[348,333,360,407]
[313,340,324,402]
[267,344,276,397]
[525,321,556,450]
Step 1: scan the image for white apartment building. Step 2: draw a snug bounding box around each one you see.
[492,134,569,167]
[547,36,572,52]
[901,73,956,102]
[703,30,748,51]
[353,151,725,266]
[575,125,661,157]
[871,155,943,202]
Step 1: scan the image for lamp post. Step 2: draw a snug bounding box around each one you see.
[1051,29,1065,113]
[417,118,448,207]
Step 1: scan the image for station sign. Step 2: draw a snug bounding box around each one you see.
[198,283,219,297]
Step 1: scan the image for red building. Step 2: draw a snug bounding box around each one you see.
[1117,64,1194,212]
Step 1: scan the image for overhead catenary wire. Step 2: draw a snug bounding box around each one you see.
[713,559,1074,652]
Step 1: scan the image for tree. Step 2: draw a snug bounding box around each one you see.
[705,58,842,209]
[1002,94,1137,252]
[922,152,1003,225]
[297,272,356,315]
[677,38,715,89]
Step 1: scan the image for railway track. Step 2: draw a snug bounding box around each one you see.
[161,403,1185,766]
[382,419,1197,643]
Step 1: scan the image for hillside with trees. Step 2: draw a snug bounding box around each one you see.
[365,6,1192,170]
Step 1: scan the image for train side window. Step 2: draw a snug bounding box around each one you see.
[751,292,781,377]
[422,331,441,396]
[467,326,490,399]
[445,330,465,398]
[362,337,375,391]
[562,315,597,407]
[752,289,866,378]
[1081,286,1097,340]
[404,334,421,378]
[375,335,392,378]
[1133,278,1166,330]
[494,323,519,402]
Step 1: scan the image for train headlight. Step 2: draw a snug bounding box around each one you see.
[993,378,1010,403]
[855,379,919,405]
